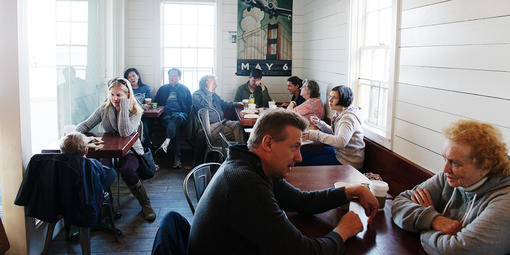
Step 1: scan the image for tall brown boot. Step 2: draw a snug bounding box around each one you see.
[128,181,156,222]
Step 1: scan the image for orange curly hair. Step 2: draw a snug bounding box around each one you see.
[444,120,510,176]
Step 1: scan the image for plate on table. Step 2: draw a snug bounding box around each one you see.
[241,109,258,114]
[244,113,259,119]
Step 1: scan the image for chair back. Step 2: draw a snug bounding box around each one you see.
[183,162,221,214]
[197,108,221,147]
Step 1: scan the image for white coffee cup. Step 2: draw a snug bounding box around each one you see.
[269,104,277,109]
[248,103,256,110]
[370,180,389,211]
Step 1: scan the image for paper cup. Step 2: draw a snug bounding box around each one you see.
[248,103,256,110]
[370,180,389,211]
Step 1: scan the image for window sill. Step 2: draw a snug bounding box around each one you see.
[363,124,391,149]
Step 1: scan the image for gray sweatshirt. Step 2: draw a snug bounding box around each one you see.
[308,107,365,169]
[76,98,143,155]
[392,172,510,254]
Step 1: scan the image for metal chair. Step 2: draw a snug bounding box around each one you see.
[197,108,229,163]
[183,162,221,214]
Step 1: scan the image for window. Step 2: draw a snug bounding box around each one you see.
[349,0,397,146]
[162,2,216,92]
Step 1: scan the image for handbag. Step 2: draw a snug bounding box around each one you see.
[130,147,157,180]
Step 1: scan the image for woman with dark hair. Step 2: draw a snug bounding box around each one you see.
[287,79,324,120]
[76,77,156,221]
[124,68,154,148]
[301,85,365,169]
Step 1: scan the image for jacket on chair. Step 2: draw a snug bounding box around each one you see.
[15,154,105,227]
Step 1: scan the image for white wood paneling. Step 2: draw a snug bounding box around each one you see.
[401,16,510,46]
[393,137,444,174]
[401,0,510,28]
[394,119,444,154]
[398,66,510,99]
[400,45,510,71]
[397,83,510,128]
[402,0,449,11]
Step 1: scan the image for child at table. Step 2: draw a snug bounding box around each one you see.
[60,132,116,190]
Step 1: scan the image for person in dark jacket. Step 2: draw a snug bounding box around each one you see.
[234,69,271,107]
[187,109,379,255]
[193,75,245,144]
[154,68,192,168]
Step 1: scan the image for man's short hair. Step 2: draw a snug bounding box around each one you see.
[249,69,263,79]
[60,132,87,155]
[443,120,510,176]
[247,109,309,149]
[287,76,303,88]
[199,75,215,91]
[168,68,182,77]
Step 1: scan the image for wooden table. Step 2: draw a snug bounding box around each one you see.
[143,106,164,118]
[235,105,258,127]
[42,132,139,158]
[285,165,426,255]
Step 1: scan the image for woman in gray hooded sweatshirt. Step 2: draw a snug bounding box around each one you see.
[392,120,510,254]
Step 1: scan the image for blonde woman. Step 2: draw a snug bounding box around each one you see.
[76,77,156,222]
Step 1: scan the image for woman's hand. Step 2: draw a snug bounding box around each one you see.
[301,131,310,141]
[287,101,296,110]
[309,115,320,126]
[411,187,434,208]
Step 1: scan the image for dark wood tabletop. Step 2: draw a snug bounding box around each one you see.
[41,132,139,158]
[285,165,425,255]
[143,106,164,118]
[235,105,258,127]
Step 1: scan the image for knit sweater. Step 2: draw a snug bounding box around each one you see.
[75,98,143,155]
[392,172,510,254]
[188,145,348,255]
[309,107,365,169]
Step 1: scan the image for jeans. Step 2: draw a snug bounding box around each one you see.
[296,145,342,166]
[160,112,188,158]
[152,211,190,255]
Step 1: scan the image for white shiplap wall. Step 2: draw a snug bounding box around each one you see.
[394,0,510,173]
[125,0,161,93]
[124,0,305,102]
[301,0,349,105]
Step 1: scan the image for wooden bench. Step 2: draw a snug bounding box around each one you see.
[363,137,434,197]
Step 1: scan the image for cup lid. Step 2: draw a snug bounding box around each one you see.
[370,180,389,191]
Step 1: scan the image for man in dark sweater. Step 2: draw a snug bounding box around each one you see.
[234,69,272,107]
[154,68,192,168]
[188,109,379,255]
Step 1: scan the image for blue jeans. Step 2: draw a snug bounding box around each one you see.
[142,117,153,149]
[152,211,190,255]
[160,112,188,157]
[297,145,342,166]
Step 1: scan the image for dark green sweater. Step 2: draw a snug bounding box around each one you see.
[234,82,272,107]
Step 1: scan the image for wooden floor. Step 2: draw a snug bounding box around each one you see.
[47,150,197,254]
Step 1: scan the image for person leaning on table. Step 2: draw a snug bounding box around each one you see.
[188,109,379,255]
[234,69,271,107]
[391,120,510,254]
[75,77,156,222]
[301,85,364,169]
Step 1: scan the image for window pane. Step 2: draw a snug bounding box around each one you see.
[164,5,181,24]
[70,46,87,66]
[164,25,181,47]
[181,5,198,25]
[71,1,88,22]
[181,49,197,67]
[197,49,213,67]
[164,48,181,67]
[181,25,198,47]
[56,46,70,66]
[55,1,70,21]
[197,25,214,47]
[197,5,214,25]
[71,23,88,45]
[56,22,70,44]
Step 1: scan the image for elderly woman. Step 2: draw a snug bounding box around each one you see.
[392,120,510,254]
[301,85,364,168]
[287,79,324,120]
[76,77,156,222]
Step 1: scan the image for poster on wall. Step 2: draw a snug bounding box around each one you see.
[236,0,293,76]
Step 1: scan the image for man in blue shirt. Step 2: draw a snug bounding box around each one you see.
[154,68,192,168]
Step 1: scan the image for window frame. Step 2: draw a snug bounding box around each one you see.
[348,0,400,148]
[160,1,217,92]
